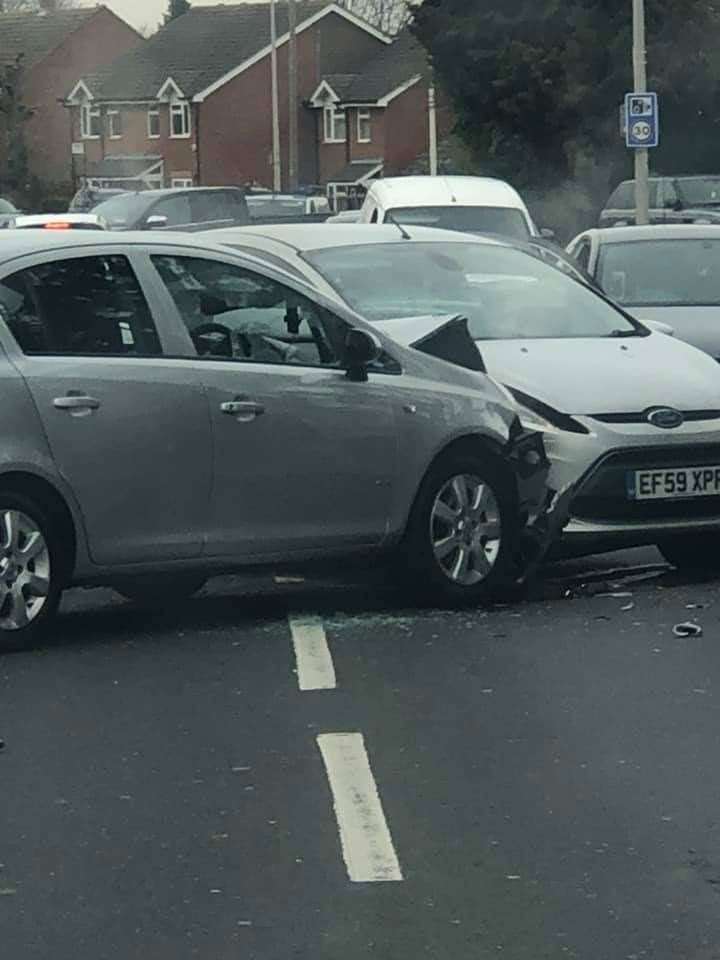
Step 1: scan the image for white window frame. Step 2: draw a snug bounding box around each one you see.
[356,109,372,143]
[171,177,193,188]
[80,103,101,139]
[107,109,122,140]
[147,109,160,139]
[323,105,346,144]
[169,100,191,139]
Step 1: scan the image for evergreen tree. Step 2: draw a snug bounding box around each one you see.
[164,0,190,24]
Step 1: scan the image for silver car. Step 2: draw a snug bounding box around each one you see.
[208,223,720,568]
[0,230,551,648]
[567,225,720,359]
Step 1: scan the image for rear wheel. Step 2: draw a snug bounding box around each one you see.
[658,534,720,572]
[400,453,518,605]
[115,573,208,607]
[0,493,63,652]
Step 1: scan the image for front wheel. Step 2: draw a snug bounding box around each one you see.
[0,494,63,652]
[400,454,518,605]
[658,534,720,572]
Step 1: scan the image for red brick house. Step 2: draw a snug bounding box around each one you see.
[0,6,143,187]
[65,1,444,200]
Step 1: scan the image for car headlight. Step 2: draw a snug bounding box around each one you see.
[507,387,590,435]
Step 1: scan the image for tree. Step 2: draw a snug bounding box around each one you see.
[163,0,190,24]
[0,54,33,196]
[411,0,720,206]
[340,0,407,34]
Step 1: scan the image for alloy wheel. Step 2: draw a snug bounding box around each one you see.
[430,474,502,586]
[0,509,51,630]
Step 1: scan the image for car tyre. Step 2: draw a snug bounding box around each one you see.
[400,453,519,605]
[115,574,208,607]
[0,492,63,652]
[658,535,720,572]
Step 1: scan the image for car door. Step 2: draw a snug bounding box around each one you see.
[0,249,212,565]
[142,192,194,230]
[148,250,398,556]
[189,190,248,231]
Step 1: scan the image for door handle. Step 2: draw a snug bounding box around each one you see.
[220,398,265,420]
[53,394,101,412]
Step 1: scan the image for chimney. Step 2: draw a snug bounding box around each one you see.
[38,0,58,13]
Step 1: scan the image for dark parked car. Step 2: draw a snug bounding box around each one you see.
[68,186,128,212]
[600,176,720,227]
[0,198,20,228]
[93,187,250,232]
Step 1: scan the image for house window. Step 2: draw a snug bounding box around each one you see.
[147,110,160,139]
[357,109,372,143]
[107,110,122,139]
[170,100,191,138]
[323,105,346,143]
[80,103,101,139]
[171,177,193,188]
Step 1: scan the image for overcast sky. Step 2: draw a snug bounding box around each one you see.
[83,0,253,35]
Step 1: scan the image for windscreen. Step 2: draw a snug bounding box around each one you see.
[597,238,720,306]
[306,241,640,339]
[92,193,150,227]
[384,205,531,239]
[676,178,720,206]
[0,199,17,214]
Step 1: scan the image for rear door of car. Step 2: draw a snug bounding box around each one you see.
[0,245,212,566]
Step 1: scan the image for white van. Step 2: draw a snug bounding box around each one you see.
[358,175,538,241]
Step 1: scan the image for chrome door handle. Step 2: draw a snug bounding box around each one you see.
[220,398,265,420]
[53,394,101,411]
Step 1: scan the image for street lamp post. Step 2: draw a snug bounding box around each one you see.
[632,0,650,224]
[270,0,282,192]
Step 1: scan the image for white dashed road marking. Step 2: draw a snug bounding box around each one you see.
[317,732,403,883]
[288,615,337,691]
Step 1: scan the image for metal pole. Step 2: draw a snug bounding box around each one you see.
[428,83,438,176]
[287,0,298,190]
[270,0,282,191]
[632,0,649,225]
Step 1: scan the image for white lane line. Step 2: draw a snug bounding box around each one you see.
[317,732,403,883]
[288,615,336,691]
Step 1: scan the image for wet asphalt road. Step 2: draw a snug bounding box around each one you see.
[3,548,720,960]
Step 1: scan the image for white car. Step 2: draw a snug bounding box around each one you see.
[567,225,720,359]
[357,176,540,241]
[209,223,720,568]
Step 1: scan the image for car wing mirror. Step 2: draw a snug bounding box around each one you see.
[540,227,556,240]
[344,328,382,382]
[145,214,168,229]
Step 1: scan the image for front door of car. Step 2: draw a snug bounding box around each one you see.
[0,251,212,565]
[150,252,398,556]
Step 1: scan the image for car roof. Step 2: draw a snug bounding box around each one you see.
[0,229,253,264]
[207,222,509,253]
[12,213,101,225]
[586,225,720,244]
[103,186,244,202]
[366,176,527,209]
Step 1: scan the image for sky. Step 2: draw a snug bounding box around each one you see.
[81,0,254,35]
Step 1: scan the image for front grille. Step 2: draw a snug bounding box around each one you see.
[572,444,720,522]
[591,410,720,424]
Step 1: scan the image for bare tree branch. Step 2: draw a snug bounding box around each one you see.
[338,0,408,35]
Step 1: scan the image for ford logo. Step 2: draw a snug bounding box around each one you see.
[646,407,685,429]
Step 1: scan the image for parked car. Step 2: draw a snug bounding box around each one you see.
[92,187,250,232]
[247,193,331,222]
[0,198,20,228]
[69,187,128,213]
[210,222,720,568]
[7,213,106,230]
[567,225,720,358]
[0,228,555,648]
[599,176,720,228]
[327,209,362,224]
[357,176,541,241]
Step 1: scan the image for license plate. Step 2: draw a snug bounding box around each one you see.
[628,466,720,500]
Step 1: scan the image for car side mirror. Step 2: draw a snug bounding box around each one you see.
[145,214,168,229]
[344,327,382,382]
[643,318,675,336]
[540,227,556,240]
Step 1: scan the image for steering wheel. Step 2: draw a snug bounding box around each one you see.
[191,321,234,358]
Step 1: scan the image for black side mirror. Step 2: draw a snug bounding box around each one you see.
[344,327,382,382]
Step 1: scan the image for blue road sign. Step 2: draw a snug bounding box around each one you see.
[625,92,659,148]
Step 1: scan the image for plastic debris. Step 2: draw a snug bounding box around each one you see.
[596,592,633,599]
[0,738,4,751]
[673,622,703,637]
[274,575,305,584]
[621,603,635,612]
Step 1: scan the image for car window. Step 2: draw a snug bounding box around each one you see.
[306,241,642,340]
[597,238,720,306]
[0,255,162,355]
[93,193,150,228]
[218,243,307,279]
[575,239,592,271]
[149,194,192,226]
[191,191,233,223]
[385,206,531,240]
[151,254,343,366]
[0,199,17,214]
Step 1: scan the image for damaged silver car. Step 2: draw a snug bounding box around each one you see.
[0,229,558,648]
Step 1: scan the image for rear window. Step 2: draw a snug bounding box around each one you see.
[0,199,17,214]
[607,181,660,208]
[385,205,531,240]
